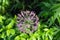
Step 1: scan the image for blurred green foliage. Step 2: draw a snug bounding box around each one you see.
[0,0,9,13]
[0,0,60,40]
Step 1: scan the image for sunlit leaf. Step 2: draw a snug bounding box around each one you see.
[1,32,6,38]
[6,19,15,29]
[14,36,20,40]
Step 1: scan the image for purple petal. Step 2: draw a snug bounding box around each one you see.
[18,14,22,17]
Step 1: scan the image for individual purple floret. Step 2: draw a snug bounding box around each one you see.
[16,10,39,33]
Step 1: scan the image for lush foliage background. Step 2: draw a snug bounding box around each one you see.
[0,0,60,40]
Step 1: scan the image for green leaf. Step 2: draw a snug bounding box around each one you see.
[6,29,11,36]
[20,33,28,38]
[10,29,15,35]
[6,19,15,29]
[14,36,20,40]
[29,37,36,40]
[0,29,3,32]
[2,0,9,6]
[1,32,6,38]
[6,29,15,36]
[0,15,6,23]
[20,38,26,40]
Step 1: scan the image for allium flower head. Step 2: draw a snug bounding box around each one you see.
[17,10,39,33]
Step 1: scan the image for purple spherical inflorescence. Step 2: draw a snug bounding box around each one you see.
[17,10,39,33]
